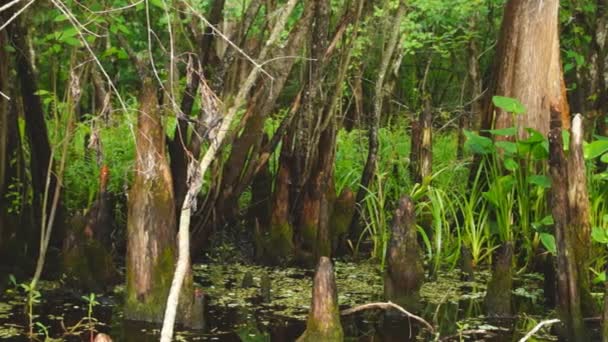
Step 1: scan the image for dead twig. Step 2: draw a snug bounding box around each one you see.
[518,318,560,342]
[341,301,435,334]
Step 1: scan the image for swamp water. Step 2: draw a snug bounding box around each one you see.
[0,260,595,341]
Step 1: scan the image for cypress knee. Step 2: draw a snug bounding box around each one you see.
[297,257,343,342]
[384,196,424,308]
[483,242,513,316]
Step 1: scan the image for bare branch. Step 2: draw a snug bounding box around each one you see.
[0,0,35,32]
[180,0,274,81]
[518,319,560,342]
[341,301,435,333]
[0,0,22,13]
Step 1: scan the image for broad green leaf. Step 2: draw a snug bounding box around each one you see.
[593,271,606,284]
[528,175,551,188]
[522,128,545,145]
[149,0,164,8]
[540,233,556,255]
[503,157,518,171]
[495,141,517,155]
[591,227,608,244]
[601,153,608,163]
[486,127,517,136]
[464,130,494,155]
[584,140,608,160]
[492,96,526,115]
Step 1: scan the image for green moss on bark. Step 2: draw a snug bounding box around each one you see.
[125,247,175,322]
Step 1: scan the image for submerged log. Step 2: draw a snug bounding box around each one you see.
[297,257,343,342]
[483,242,513,316]
[384,196,424,308]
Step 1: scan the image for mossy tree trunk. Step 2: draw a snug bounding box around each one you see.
[264,0,364,264]
[190,0,314,253]
[125,78,193,323]
[297,257,343,342]
[384,196,424,308]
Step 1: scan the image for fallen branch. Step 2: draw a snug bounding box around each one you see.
[341,301,435,333]
[518,318,560,342]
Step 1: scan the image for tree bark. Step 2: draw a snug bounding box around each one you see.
[8,11,65,254]
[549,110,588,341]
[125,78,192,323]
[483,242,513,316]
[384,196,424,309]
[481,0,569,136]
[296,257,343,342]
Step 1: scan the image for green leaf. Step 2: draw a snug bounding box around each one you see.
[464,130,494,155]
[584,140,608,160]
[492,96,526,115]
[522,128,545,145]
[503,157,518,171]
[528,175,551,188]
[149,0,164,8]
[593,271,606,284]
[592,227,608,244]
[540,233,556,255]
[601,153,608,163]
[486,127,517,137]
[495,141,517,155]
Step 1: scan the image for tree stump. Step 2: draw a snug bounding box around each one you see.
[460,246,474,281]
[384,196,424,309]
[189,288,206,330]
[549,111,590,341]
[330,187,355,255]
[296,257,343,342]
[261,273,271,303]
[483,242,513,316]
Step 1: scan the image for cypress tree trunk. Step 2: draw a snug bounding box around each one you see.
[297,257,343,342]
[125,78,192,323]
[384,196,424,308]
[8,11,65,257]
[481,0,570,136]
[549,110,589,341]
